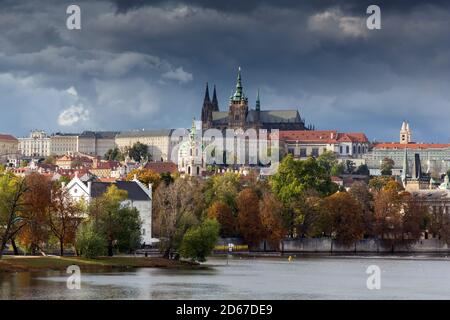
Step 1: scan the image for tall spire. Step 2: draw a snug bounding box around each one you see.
[255,89,261,111]
[212,85,219,111]
[232,67,245,102]
[204,82,210,103]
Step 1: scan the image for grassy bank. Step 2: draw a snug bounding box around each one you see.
[0,256,199,273]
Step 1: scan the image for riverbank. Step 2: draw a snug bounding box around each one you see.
[0,256,199,273]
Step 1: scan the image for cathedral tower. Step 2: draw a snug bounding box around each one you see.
[201,83,213,129]
[228,67,249,129]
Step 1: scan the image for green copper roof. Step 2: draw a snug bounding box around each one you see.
[231,67,247,102]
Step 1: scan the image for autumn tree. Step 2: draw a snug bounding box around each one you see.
[260,193,286,249]
[203,172,240,213]
[348,181,374,237]
[48,185,84,256]
[368,176,394,192]
[153,178,200,258]
[19,173,52,254]
[207,201,236,237]
[318,192,365,246]
[126,168,161,190]
[401,192,430,242]
[237,188,264,248]
[373,187,403,249]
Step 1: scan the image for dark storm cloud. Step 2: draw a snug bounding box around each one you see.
[0,0,449,142]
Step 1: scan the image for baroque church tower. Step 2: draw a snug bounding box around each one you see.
[400,120,412,144]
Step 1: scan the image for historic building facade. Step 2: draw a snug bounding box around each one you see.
[364,121,450,175]
[18,130,51,157]
[0,134,19,164]
[201,68,310,131]
[278,130,369,160]
[115,129,174,162]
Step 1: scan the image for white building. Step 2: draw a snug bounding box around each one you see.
[65,175,154,245]
[178,121,205,176]
[18,130,51,157]
[50,133,79,155]
[116,129,174,162]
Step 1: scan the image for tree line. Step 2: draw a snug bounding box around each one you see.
[0,167,141,258]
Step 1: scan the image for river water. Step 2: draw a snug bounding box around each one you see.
[1,256,450,300]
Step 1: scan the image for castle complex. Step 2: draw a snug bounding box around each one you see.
[201,68,310,131]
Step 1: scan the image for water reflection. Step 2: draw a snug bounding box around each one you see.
[1,256,450,299]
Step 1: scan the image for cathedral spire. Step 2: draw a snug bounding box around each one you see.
[204,82,211,103]
[212,85,219,111]
[232,67,245,102]
[255,89,260,111]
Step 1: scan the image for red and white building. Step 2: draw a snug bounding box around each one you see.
[278,130,369,160]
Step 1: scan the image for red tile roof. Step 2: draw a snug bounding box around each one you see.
[277,130,368,143]
[0,134,18,142]
[144,161,178,174]
[373,143,450,150]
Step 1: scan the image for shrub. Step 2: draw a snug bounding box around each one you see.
[180,219,220,262]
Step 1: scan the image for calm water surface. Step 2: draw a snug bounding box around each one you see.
[1,256,450,299]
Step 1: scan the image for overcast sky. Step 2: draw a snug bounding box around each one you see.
[1,0,449,142]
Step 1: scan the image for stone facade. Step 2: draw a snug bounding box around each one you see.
[0,134,18,164]
[115,129,174,162]
[18,130,51,157]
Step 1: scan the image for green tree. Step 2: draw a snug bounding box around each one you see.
[380,157,394,176]
[128,142,150,162]
[104,147,124,161]
[270,155,337,236]
[75,221,107,258]
[0,173,27,259]
[317,151,338,174]
[203,172,240,213]
[179,218,220,262]
[160,172,175,186]
[355,164,370,175]
[330,163,345,176]
[345,160,356,174]
[88,186,142,256]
